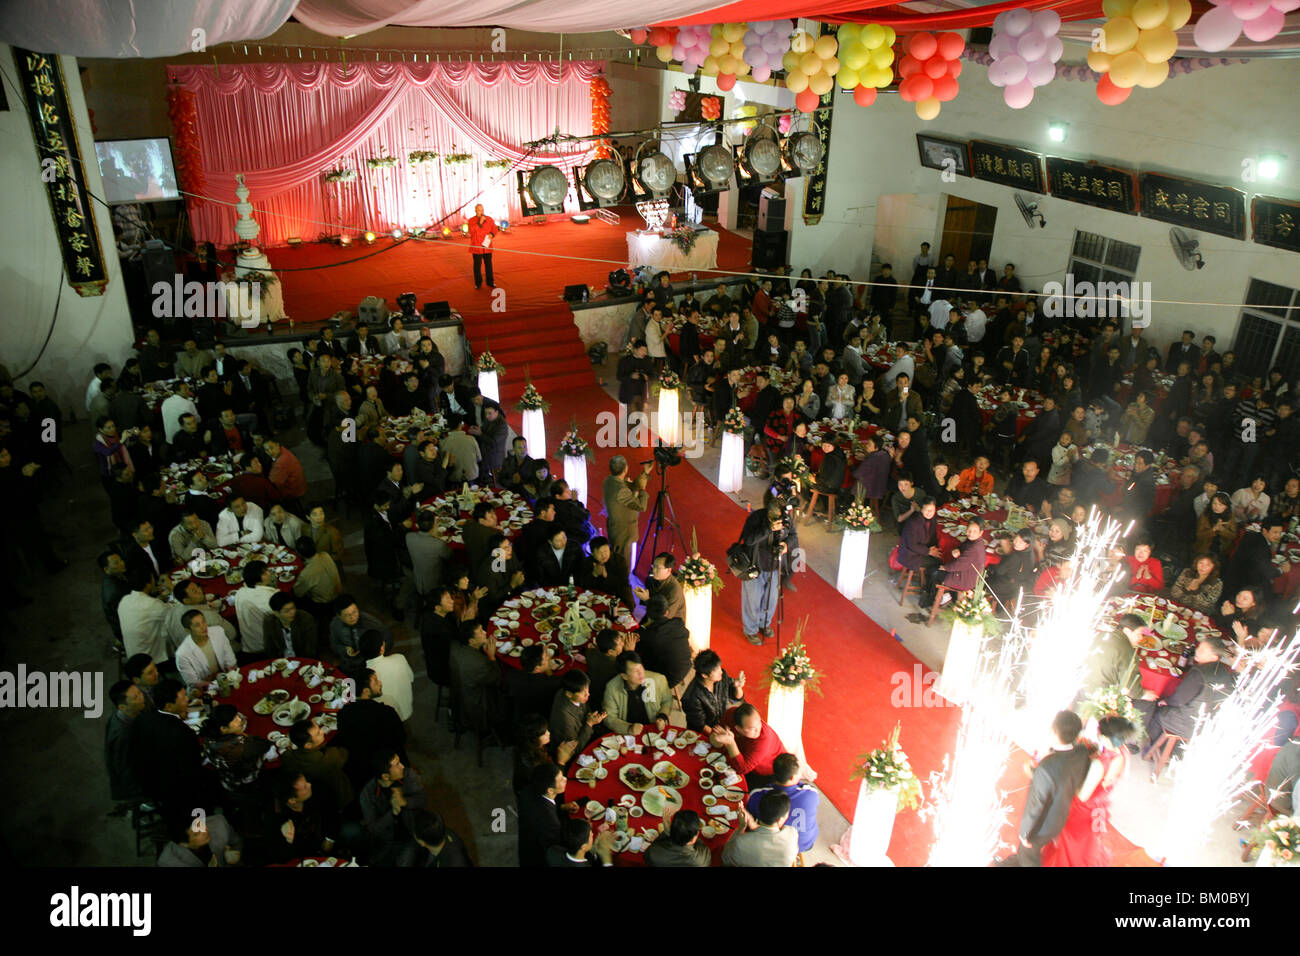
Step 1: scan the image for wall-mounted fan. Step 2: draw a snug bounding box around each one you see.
[1169,227,1205,271]
[1014,193,1046,229]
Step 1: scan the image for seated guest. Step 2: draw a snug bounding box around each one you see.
[233,561,277,658]
[125,653,161,708]
[633,552,685,620]
[898,497,942,576]
[645,810,711,867]
[330,595,391,677]
[262,438,307,503]
[1077,613,1145,702]
[180,469,221,528]
[336,668,407,793]
[225,452,280,511]
[168,509,217,562]
[263,503,305,550]
[1136,637,1236,748]
[290,536,342,625]
[174,610,237,691]
[171,413,208,462]
[216,495,265,546]
[577,536,634,609]
[158,814,240,867]
[1219,587,1266,635]
[461,502,500,573]
[513,713,553,795]
[586,628,627,703]
[889,473,921,529]
[921,518,988,609]
[953,455,995,496]
[1003,458,1050,514]
[263,592,318,659]
[546,819,616,867]
[710,703,797,789]
[206,407,253,458]
[988,528,1038,610]
[475,534,525,616]
[1169,553,1224,616]
[548,670,605,768]
[362,631,415,722]
[1275,477,1300,521]
[517,762,576,868]
[268,771,347,864]
[1230,476,1272,523]
[199,703,272,797]
[517,497,556,587]
[722,790,798,867]
[1070,447,1114,507]
[118,570,172,666]
[130,678,218,827]
[411,809,475,867]
[1125,538,1165,593]
[853,434,892,511]
[550,479,593,546]
[602,651,671,735]
[122,517,172,582]
[420,586,459,690]
[504,644,561,727]
[746,753,820,857]
[681,649,745,734]
[105,679,146,805]
[449,621,505,737]
[637,595,693,690]
[1194,493,1238,559]
[407,510,453,600]
[1034,559,1073,599]
[360,752,429,866]
[1225,519,1284,597]
[535,527,582,587]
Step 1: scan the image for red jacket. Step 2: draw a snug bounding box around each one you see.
[1126,555,1164,593]
[728,719,786,777]
[467,216,497,254]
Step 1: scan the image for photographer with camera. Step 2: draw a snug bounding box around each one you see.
[738,502,796,646]
[601,455,651,566]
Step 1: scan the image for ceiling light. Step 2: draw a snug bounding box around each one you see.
[1258,153,1285,181]
[525,165,569,214]
[575,158,627,210]
[783,132,823,175]
[629,143,677,200]
[1048,122,1069,143]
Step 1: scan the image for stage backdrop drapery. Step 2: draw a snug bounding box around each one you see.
[167,62,599,248]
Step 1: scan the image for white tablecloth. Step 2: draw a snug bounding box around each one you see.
[627,230,718,272]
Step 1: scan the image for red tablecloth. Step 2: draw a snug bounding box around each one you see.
[173,543,302,625]
[406,488,533,558]
[373,410,447,460]
[667,332,718,355]
[976,385,1041,437]
[208,657,346,763]
[936,500,1016,566]
[805,418,895,489]
[490,587,636,675]
[568,728,748,866]
[161,455,237,501]
[1102,594,1220,697]
[735,365,803,416]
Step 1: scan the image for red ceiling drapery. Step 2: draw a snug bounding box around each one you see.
[659,0,1103,29]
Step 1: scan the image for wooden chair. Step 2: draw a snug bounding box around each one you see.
[897,566,926,606]
[804,488,838,525]
[927,585,961,625]
[1146,731,1187,781]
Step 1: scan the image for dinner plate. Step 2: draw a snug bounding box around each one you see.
[253,697,276,715]
[611,830,631,852]
[584,800,605,820]
[641,786,683,817]
[1147,657,1173,671]
[619,763,655,792]
[652,761,690,788]
[272,699,311,727]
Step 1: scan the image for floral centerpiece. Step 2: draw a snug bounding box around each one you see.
[839,495,881,533]
[555,422,594,462]
[1080,684,1146,741]
[484,158,513,170]
[443,153,474,165]
[514,382,550,413]
[764,637,821,696]
[408,150,439,165]
[366,155,399,169]
[1249,815,1300,864]
[668,226,699,254]
[475,349,505,375]
[721,404,748,436]
[940,582,1002,635]
[654,368,683,395]
[851,724,922,812]
[677,530,724,595]
[324,167,356,183]
[773,453,810,482]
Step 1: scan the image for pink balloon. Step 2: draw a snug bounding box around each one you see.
[1004,76,1035,108]
[672,42,686,60]
[988,34,1017,59]
[1044,36,1064,61]
[999,54,1029,84]
[1003,8,1033,36]
[1232,0,1272,17]
[1242,4,1285,38]
[1017,30,1048,61]
[1272,0,1300,11]
[752,65,772,82]
[1033,9,1062,36]
[1194,5,1245,50]
[1027,56,1057,86]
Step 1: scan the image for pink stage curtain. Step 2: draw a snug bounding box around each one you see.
[168,62,598,248]
[662,0,1105,29]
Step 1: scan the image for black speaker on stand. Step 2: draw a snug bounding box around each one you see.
[758,189,786,232]
[751,229,788,271]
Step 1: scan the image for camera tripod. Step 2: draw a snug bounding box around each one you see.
[635,456,685,578]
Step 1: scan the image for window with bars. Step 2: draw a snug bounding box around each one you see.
[1067,230,1141,317]
[1234,279,1300,380]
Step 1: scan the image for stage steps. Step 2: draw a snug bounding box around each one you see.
[458,304,594,407]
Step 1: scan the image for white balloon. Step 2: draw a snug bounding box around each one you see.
[993,10,1013,33]
[1033,9,1062,36]
[1004,8,1034,36]
[1017,30,1048,61]
[999,53,1029,84]
[988,33,1017,59]
[1026,55,1057,86]
[1044,36,1064,61]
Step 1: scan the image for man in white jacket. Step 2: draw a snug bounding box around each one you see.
[233,561,278,656]
[174,610,237,690]
[216,496,264,546]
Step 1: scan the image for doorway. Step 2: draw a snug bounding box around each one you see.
[940,196,998,268]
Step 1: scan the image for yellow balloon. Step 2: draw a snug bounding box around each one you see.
[791,31,814,54]
[808,71,834,96]
[881,26,896,47]
[800,51,822,75]
[655,44,674,63]
[915,97,941,121]
[1164,0,1192,30]
[814,35,839,59]
[1108,49,1146,87]
[782,50,801,73]
[702,54,720,76]
[1136,26,1177,62]
[735,59,751,76]
[1101,0,1134,18]
[785,70,810,93]
[838,65,861,88]
[842,42,869,70]
[870,45,895,69]
[1086,49,1113,73]
[861,23,886,48]
[721,22,745,43]
[711,24,724,38]
[1102,17,1139,54]
[870,66,895,88]
[822,55,840,76]
[1136,57,1169,87]
[718,53,738,74]
[838,22,861,43]
[710,36,730,57]
[1131,0,1169,30]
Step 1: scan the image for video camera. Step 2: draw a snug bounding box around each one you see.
[640,443,682,469]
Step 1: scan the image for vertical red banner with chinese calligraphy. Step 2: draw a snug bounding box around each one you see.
[13,48,109,297]
[801,24,835,227]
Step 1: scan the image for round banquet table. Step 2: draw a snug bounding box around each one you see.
[171,543,302,625]
[373,410,447,460]
[161,454,238,500]
[1101,594,1221,697]
[405,487,533,558]
[735,365,802,416]
[207,657,346,764]
[805,417,895,489]
[353,355,412,385]
[1091,443,1181,516]
[863,339,925,373]
[975,384,1041,437]
[269,856,360,868]
[137,377,189,418]
[568,727,749,866]
[490,586,637,675]
[934,497,1039,566]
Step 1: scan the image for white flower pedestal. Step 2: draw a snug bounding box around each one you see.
[521,408,546,460]
[477,369,500,404]
[938,619,984,706]
[718,431,745,494]
[563,454,588,507]
[765,681,806,765]
[657,388,681,446]
[1257,844,1298,867]
[836,529,870,600]
[682,583,713,655]
[847,782,898,866]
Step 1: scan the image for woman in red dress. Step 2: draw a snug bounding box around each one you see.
[1042,715,1135,867]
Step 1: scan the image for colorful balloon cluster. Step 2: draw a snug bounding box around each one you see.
[166,86,206,208]
[783,30,840,113]
[834,22,898,108]
[644,26,679,63]
[987,9,1065,109]
[700,96,722,120]
[591,76,612,159]
[1090,0,1190,104]
[668,89,687,112]
[734,103,760,134]
[1194,0,1300,51]
[897,32,965,120]
[737,20,796,84]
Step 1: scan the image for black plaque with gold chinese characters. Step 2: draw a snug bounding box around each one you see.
[969,140,1045,194]
[1251,195,1300,254]
[802,23,834,227]
[1046,157,1137,215]
[1139,171,1245,241]
[13,48,108,297]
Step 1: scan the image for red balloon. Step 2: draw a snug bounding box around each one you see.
[932,75,959,102]
[898,54,922,78]
[716,72,737,91]
[1096,74,1132,106]
[853,84,877,107]
[924,55,948,79]
[909,32,938,60]
[936,31,965,60]
[948,58,963,78]
[647,27,670,47]
[904,74,934,101]
[795,87,821,113]
[630,28,648,44]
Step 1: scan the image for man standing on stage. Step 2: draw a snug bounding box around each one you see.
[467,204,498,289]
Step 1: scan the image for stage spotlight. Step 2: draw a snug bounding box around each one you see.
[736,123,782,186]
[782,131,824,176]
[442,226,452,236]
[628,143,677,201]
[460,223,470,234]
[390,228,403,239]
[363,231,377,244]
[338,235,352,246]
[498,219,509,230]
[574,157,626,211]
[396,292,418,318]
[684,143,734,195]
[523,164,570,215]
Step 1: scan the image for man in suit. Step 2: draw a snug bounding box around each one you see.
[976,258,997,291]
[636,594,693,690]
[645,810,713,867]
[174,339,213,380]
[335,668,407,792]
[122,517,172,582]
[602,651,672,735]
[461,502,500,573]
[535,527,583,587]
[722,790,799,867]
[1137,637,1238,747]
[517,762,578,868]
[1225,520,1284,597]
[349,323,383,357]
[577,535,634,609]
[205,408,253,458]
[748,371,781,431]
[316,327,348,360]
[997,710,1091,866]
[545,819,616,867]
[407,510,452,600]
[1077,613,1145,703]
[130,677,216,827]
[1166,329,1199,373]
[997,335,1032,387]
[364,492,405,614]
[262,593,319,658]
[475,534,525,616]
[634,552,686,620]
[504,644,562,724]
[548,670,606,768]
[105,680,146,804]
[602,456,650,564]
[435,375,475,428]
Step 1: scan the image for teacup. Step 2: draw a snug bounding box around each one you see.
[629,806,644,817]
[703,795,717,806]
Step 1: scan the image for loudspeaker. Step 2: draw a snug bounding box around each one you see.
[751,230,787,270]
[142,239,173,288]
[758,191,786,233]
[423,301,451,321]
[563,283,590,303]
[358,295,387,325]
